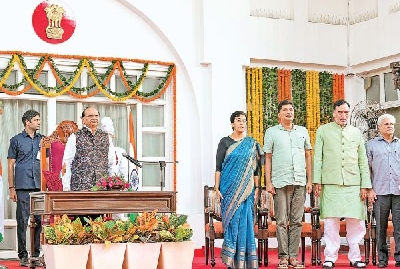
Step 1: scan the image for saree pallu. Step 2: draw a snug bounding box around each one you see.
[220,137,258,269]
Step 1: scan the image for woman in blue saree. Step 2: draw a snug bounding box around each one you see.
[215,111,261,269]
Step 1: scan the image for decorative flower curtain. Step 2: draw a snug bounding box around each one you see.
[246,67,344,185]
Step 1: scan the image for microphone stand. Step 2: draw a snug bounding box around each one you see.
[133,160,178,191]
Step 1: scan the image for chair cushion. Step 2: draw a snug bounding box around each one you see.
[205,221,224,234]
[301,222,313,237]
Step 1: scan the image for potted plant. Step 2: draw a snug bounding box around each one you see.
[155,213,195,269]
[123,210,161,269]
[91,174,130,191]
[43,214,91,269]
[85,216,127,269]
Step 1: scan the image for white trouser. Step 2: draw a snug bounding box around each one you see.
[324,217,366,263]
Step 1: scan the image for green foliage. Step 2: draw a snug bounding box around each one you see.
[262,67,278,130]
[319,72,333,124]
[86,216,127,244]
[291,69,307,127]
[157,213,193,242]
[44,215,91,245]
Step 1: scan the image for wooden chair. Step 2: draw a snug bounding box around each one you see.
[204,185,268,267]
[204,185,223,267]
[203,185,315,267]
[40,120,78,191]
[260,189,318,266]
[312,199,372,265]
[256,188,275,266]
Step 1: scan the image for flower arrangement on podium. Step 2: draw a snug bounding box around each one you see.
[91,174,130,191]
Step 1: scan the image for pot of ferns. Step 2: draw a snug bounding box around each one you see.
[86,216,127,269]
[156,214,195,269]
[123,211,161,269]
[43,215,91,269]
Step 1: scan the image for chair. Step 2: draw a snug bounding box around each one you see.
[312,199,372,265]
[204,185,224,267]
[260,189,317,266]
[370,211,393,265]
[40,120,78,191]
[204,185,268,267]
[204,185,314,267]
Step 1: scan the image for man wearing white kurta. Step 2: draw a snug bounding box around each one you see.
[100,117,129,180]
[101,117,129,220]
[313,100,371,269]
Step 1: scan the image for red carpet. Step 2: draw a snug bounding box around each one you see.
[0,248,395,268]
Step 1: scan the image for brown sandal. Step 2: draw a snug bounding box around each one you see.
[289,258,305,269]
[278,258,289,269]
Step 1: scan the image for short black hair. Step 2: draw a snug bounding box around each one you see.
[81,107,100,118]
[333,99,350,110]
[22,109,40,127]
[278,100,294,112]
[230,111,247,123]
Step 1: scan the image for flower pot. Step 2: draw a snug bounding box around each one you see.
[87,243,126,269]
[42,244,90,269]
[157,241,195,269]
[123,242,161,269]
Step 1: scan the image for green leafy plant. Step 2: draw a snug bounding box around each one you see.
[156,213,193,242]
[85,216,127,247]
[43,214,91,245]
[132,210,159,242]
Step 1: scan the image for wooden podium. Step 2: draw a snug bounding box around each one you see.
[29,191,176,268]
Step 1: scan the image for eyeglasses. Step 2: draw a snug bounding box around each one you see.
[235,119,247,123]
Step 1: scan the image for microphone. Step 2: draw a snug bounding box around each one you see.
[122,153,142,168]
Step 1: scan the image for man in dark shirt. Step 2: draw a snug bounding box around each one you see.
[7,109,43,267]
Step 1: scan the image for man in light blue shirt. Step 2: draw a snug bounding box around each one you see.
[367,113,400,268]
[263,100,312,269]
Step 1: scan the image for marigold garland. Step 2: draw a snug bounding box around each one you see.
[246,68,264,145]
[246,69,252,137]
[305,71,320,149]
[332,73,345,102]
[0,51,175,103]
[277,69,292,102]
[246,67,265,185]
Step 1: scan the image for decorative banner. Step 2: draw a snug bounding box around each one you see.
[32,1,76,44]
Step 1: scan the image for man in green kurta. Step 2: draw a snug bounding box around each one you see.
[313,100,371,269]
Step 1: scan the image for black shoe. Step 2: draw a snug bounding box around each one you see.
[378,261,388,268]
[395,261,400,267]
[19,256,29,267]
[349,261,367,268]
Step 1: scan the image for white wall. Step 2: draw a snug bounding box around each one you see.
[1,0,400,252]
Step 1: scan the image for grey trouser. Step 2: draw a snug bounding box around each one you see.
[374,195,400,263]
[274,185,306,259]
[16,190,41,259]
